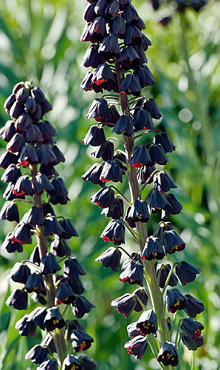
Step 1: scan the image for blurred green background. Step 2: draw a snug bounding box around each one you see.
[0,0,219,369]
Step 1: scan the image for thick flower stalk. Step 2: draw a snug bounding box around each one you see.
[80,0,204,368]
[1,81,97,370]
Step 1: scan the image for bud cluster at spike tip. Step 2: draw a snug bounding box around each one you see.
[1,82,97,369]
[80,0,205,366]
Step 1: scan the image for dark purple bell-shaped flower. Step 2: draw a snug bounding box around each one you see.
[40,253,61,275]
[13,175,33,196]
[44,215,65,237]
[91,141,114,161]
[25,273,46,295]
[44,307,65,331]
[59,219,78,239]
[153,170,177,193]
[124,335,148,360]
[162,229,186,254]
[175,261,200,286]
[0,151,18,169]
[82,163,104,186]
[71,329,94,352]
[91,187,115,211]
[1,163,21,184]
[71,296,95,319]
[133,109,155,132]
[156,263,178,288]
[96,246,121,271]
[55,281,76,305]
[181,333,204,351]
[119,258,143,286]
[78,355,97,370]
[101,220,125,245]
[25,345,48,364]
[62,355,82,370]
[10,222,32,244]
[133,287,148,312]
[6,289,28,310]
[130,145,152,168]
[7,262,30,284]
[127,322,142,338]
[127,199,150,223]
[0,201,19,222]
[147,188,170,214]
[100,160,123,183]
[141,236,165,261]
[112,114,134,136]
[64,257,86,279]
[149,143,168,165]
[49,177,70,205]
[184,294,204,318]
[37,358,58,370]
[157,341,178,366]
[2,232,23,253]
[136,309,158,335]
[119,73,141,97]
[166,288,186,313]
[15,314,37,336]
[111,293,137,318]
[180,318,204,339]
[101,197,124,220]
[85,99,110,124]
[21,206,44,226]
[50,235,71,257]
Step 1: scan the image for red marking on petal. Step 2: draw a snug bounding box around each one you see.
[103,235,111,242]
[19,160,30,166]
[57,299,62,305]
[140,256,145,260]
[13,190,25,196]
[194,330,201,338]
[100,176,109,182]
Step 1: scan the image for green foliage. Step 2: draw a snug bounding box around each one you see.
[0,0,219,369]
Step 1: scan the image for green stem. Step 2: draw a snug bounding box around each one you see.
[115,63,176,370]
[31,164,67,365]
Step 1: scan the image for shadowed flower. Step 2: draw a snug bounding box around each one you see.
[137,309,158,335]
[6,289,28,310]
[101,220,125,245]
[141,236,165,261]
[96,246,122,271]
[124,335,148,360]
[175,261,200,285]
[166,288,186,313]
[25,345,48,364]
[71,329,94,352]
[157,341,178,366]
[184,294,204,318]
[111,293,137,318]
[180,318,204,339]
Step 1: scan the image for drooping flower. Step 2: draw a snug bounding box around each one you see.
[157,341,178,366]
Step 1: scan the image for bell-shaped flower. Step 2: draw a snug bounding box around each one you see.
[130,145,152,168]
[71,296,95,319]
[124,335,148,360]
[0,200,19,222]
[184,294,204,318]
[6,289,28,310]
[111,293,137,318]
[101,220,125,245]
[136,309,158,335]
[153,170,177,193]
[44,307,65,331]
[166,288,186,313]
[157,341,178,366]
[71,329,94,352]
[127,199,150,223]
[156,264,178,288]
[180,318,204,339]
[141,236,165,261]
[175,261,200,286]
[96,246,121,271]
[25,345,48,364]
[100,160,123,183]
